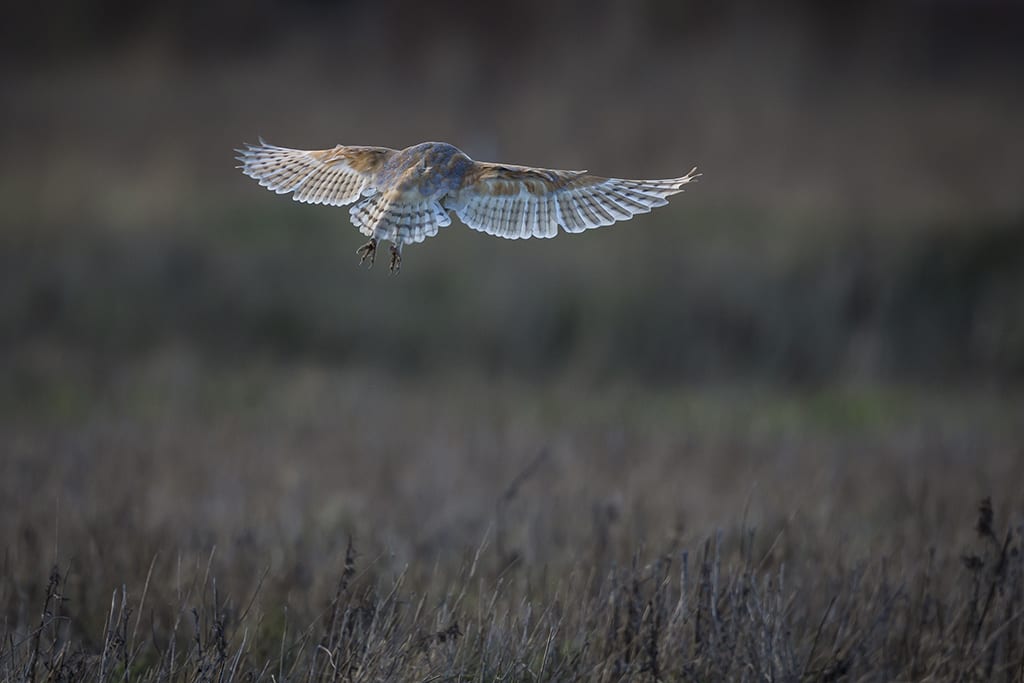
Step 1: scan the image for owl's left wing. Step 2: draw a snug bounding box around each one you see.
[236,139,396,206]
[446,162,700,240]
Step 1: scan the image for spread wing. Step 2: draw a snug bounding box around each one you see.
[446,162,700,239]
[236,139,395,206]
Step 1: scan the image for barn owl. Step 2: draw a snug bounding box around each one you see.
[237,140,699,273]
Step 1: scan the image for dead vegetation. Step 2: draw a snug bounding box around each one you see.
[4,496,1022,681]
[1,365,1022,682]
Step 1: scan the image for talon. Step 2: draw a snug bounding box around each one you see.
[389,243,402,274]
[356,239,377,267]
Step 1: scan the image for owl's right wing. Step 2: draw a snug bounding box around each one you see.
[447,162,700,239]
[236,139,396,206]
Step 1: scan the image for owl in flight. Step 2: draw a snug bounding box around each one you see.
[237,140,699,273]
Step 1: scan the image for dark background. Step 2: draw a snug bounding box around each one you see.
[3,0,1022,388]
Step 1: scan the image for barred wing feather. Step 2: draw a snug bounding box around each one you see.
[235,140,395,207]
[448,163,700,240]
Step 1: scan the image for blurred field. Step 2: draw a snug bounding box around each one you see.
[3,364,1024,679]
[2,0,1024,680]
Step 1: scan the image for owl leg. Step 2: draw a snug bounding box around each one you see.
[356,238,377,267]
[388,242,403,274]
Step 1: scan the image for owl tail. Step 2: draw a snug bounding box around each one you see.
[349,194,452,244]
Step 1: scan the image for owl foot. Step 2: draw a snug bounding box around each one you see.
[356,239,377,267]
[389,243,402,274]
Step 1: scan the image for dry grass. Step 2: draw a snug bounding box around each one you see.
[2,359,1022,681]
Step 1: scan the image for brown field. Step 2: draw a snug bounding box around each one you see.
[3,363,1023,680]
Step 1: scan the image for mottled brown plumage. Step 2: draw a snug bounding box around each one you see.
[236,140,699,272]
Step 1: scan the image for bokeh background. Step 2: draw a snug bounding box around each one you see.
[4,0,1023,386]
[2,1,1024,678]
